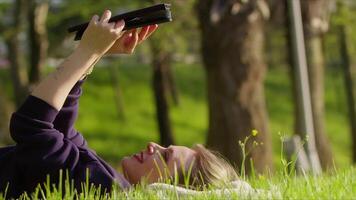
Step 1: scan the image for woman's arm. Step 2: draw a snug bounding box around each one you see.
[49,17,157,147]
[32,10,125,111]
[52,80,87,147]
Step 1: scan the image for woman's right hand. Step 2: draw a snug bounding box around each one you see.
[78,10,125,57]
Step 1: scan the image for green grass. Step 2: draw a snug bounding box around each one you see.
[74,62,208,168]
[0,61,353,199]
[72,62,350,169]
[0,61,350,168]
[1,168,355,199]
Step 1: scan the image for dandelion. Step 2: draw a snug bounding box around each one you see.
[252,129,258,137]
[258,174,266,181]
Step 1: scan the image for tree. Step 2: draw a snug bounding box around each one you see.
[146,0,188,147]
[144,0,197,146]
[28,0,49,84]
[197,0,273,173]
[4,0,29,107]
[335,0,356,163]
[2,0,49,105]
[0,1,14,145]
[300,0,334,170]
[0,86,13,145]
[338,24,356,163]
[150,40,175,146]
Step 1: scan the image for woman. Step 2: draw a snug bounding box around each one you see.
[0,10,238,198]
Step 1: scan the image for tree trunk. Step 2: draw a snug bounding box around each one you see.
[338,25,356,163]
[28,0,49,85]
[151,43,175,147]
[300,0,334,170]
[166,65,180,106]
[0,87,13,145]
[197,0,273,173]
[5,0,29,107]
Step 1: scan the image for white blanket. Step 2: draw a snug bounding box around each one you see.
[147,180,279,199]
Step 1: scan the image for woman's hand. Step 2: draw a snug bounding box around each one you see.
[106,25,158,55]
[78,10,125,57]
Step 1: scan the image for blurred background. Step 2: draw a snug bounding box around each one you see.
[0,0,355,174]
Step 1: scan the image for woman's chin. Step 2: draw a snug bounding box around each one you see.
[121,157,131,171]
[120,158,132,182]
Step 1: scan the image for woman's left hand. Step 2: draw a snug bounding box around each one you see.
[106,24,158,55]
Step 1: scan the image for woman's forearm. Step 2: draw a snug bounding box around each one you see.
[31,10,126,111]
[30,9,156,112]
[31,47,100,111]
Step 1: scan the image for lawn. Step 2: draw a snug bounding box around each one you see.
[0,61,350,168]
[72,61,351,169]
[1,168,355,199]
[0,61,353,199]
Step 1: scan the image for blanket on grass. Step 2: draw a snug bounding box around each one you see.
[146,180,280,199]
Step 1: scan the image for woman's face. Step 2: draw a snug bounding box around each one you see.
[121,142,196,184]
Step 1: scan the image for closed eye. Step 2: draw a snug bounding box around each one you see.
[164,150,169,162]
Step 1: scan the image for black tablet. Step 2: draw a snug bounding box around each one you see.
[68,4,172,41]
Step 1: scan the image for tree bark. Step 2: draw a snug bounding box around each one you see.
[300,0,334,170]
[338,25,356,163]
[166,65,180,106]
[197,0,273,173]
[151,43,175,147]
[5,0,29,107]
[0,86,13,145]
[28,0,49,85]
[145,0,178,146]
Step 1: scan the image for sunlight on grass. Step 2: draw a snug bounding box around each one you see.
[1,168,355,199]
[62,62,350,170]
[0,63,352,199]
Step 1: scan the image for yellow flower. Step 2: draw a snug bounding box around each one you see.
[252,129,258,137]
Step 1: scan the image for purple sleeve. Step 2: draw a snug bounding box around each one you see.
[53,80,87,148]
[10,96,80,175]
[8,94,131,193]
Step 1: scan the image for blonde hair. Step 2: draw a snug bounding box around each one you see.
[177,144,238,190]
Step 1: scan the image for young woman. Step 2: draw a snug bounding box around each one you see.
[0,10,238,198]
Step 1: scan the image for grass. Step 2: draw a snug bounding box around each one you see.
[0,61,351,167]
[74,62,209,167]
[0,163,355,199]
[0,61,353,199]
[71,61,350,169]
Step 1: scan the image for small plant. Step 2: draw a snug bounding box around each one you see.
[238,129,263,180]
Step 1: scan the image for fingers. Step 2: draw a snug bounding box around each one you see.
[100,10,112,23]
[114,20,125,33]
[90,15,100,25]
[124,29,139,53]
[138,25,158,44]
[122,30,134,45]
[145,25,158,39]
[138,26,150,41]
[99,11,125,35]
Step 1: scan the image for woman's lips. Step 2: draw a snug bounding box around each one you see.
[133,151,144,163]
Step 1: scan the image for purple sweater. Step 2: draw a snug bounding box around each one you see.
[0,81,130,198]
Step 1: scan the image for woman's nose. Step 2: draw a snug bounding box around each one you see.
[147,142,164,155]
[147,143,155,154]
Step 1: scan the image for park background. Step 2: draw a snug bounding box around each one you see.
[0,0,356,178]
